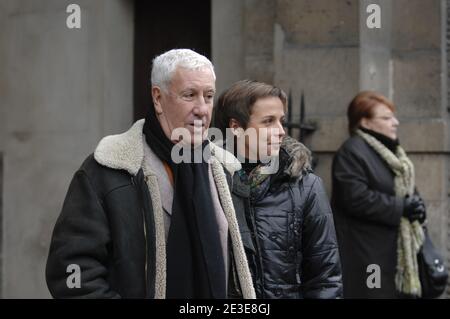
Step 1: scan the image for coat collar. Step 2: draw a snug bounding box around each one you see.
[280,135,312,179]
[94,119,242,176]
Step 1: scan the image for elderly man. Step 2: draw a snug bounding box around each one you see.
[46,49,255,299]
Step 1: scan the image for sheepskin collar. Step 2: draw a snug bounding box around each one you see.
[280,135,312,179]
[94,119,242,176]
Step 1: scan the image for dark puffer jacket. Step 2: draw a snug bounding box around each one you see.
[231,136,343,299]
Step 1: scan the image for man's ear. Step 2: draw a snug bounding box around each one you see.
[151,86,163,115]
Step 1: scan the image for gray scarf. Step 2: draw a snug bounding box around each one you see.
[356,129,425,297]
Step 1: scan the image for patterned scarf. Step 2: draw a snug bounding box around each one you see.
[355,129,425,297]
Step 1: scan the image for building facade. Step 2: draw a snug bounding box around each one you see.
[0,0,448,298]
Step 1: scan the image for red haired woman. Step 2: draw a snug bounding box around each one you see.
[332,91,426,298]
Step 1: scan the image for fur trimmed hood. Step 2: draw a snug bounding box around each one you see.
[94,119,242,176]
[280,135,312,179]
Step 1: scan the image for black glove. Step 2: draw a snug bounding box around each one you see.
[403,194,426,223]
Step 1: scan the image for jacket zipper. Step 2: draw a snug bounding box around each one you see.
[249,202,266,298]
[289,185,302,285]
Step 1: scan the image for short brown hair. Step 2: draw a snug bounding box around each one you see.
[214,80,287,137]
[347,91,395,134]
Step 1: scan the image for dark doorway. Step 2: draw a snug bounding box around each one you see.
[133,1,212,121]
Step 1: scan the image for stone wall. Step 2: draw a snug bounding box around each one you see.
[0,0,134,297]
[0,0,448,298]
[213,0,450,296]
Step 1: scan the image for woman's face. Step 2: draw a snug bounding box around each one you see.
[232,96,286,161]
[360,103,399,140]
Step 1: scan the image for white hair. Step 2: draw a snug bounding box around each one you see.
[151,49,216,92]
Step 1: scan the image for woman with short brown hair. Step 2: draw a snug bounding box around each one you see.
[215,79,343,299]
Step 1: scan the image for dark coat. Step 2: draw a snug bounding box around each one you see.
[46,155,151,298]
[232,136,343,299]
[45,120,255,298]
[331,134,404,298]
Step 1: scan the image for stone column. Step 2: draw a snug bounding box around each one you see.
[273,0,360,193]
[391,0,449,268]
[212,0,246,94]
[359,0,392,97]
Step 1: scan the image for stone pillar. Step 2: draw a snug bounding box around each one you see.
[212,0,246,94]
[243,0,276,83]
[0,0,134,297]
[212,0,277,94]
[391,0,449,275]
[360,0,392,97]
[273,0,360,193]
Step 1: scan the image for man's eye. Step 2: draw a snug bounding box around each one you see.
[183,93,194,99]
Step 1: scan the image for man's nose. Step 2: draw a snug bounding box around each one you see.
[193,97,209,117]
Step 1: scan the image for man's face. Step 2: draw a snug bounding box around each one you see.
[152,66,216,145]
